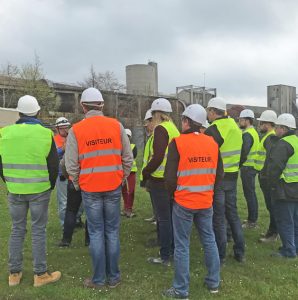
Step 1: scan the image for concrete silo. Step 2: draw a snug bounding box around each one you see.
[126,62,158,96]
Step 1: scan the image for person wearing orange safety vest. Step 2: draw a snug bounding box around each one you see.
[121,128,138,218]
[163,104,223,299]
[65,87,133,289]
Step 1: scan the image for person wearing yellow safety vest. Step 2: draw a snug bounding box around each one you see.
[0,95,61,287]
[142,98,180,266]
[239,109,260,229]
[205,97,245,264]
[141,109,157,224]
[121,128,138,218]
[267,113,298,258]
[163,104,223,299]
[255,110,280,243]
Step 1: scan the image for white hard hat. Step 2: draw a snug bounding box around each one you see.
[80,87,104,103]
[207,97,226,111]
[239,109,255,119]
[55,117,71,127]
[202,121,210,129]
[151,98,172,113]
[16,95,41,116]
[276,113,296,129]
[125,129,132,137]
[257,110,277,123]
[144,109,152,121]
[182,104,207,125]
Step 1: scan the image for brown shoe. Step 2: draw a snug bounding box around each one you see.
[83,278,105,289]
[34,271,61,287]
[9,272,22,286]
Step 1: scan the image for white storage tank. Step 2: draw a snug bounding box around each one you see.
[126,62,158,96]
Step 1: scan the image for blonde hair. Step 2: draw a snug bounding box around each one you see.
[152,111,172,127]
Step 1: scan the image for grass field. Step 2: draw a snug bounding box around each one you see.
[0,176,298,300]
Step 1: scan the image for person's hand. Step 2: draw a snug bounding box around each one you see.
[68,180,80,191]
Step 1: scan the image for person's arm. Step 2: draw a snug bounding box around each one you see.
[142,125,169,180]
[120,125,133,179]
[267,140,293,188]
[240,132,253,167]
[164,140,179,196]
[65,128,81,190]
[132,145,137,159]
[0,155,4,182]
[47,138,59,189]
[204,125,224,147]
[215,152,224,185]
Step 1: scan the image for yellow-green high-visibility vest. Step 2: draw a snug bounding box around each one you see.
[242,127,260,169]
[140,135,153,181]
[280,135,298,183]
[0,123,52,194]
[255,129,275,171]
[211,118,242,173]
[150,121,180,178]
[130,143,138,172]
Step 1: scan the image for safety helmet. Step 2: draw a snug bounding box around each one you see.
[55,117,71,127]
[125,129,132,137]
[276,113,296,129]
[16,95,41,116]
[257,110,277,123]
[207,97,226,111]
[182,104,207,125]
[80,87,104,103]
[239,109,255,119]
[202,121,210,129]
[151,98,172,113]
[144,109,152,121]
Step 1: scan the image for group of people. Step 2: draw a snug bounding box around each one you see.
[0,88,297,300]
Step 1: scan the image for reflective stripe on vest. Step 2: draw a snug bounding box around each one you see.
[140,135,153,181]
[211,118,242,173]
[280,135,298,183]
[150,121,180,178]
[242,127,260,169]
[72,116,123,192]
[0,123,52,194]
[174,133,218,210]
[130,143,138,172]
[255,130,275,171]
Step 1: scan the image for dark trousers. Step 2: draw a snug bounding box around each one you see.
[213,178,245,259]
[273,200,298,257]
[149,180,173,261]
[240,166,258,223]
[122,172,136,211]
[259,175,277,234]
[63,181,89,244]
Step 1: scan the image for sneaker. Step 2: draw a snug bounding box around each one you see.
[259,233,279,243]
[33,271,61,287]
[242,221,258,229]
[234,255,246,263]
[9,272,22,286]
[209,287,219,294]
[147,257,171,267]
[58,239,71,248]
[144,216,155,222]
[121,210,127,216]
[151,221,157,226]
[83,278,105,289]
[162,287,189,299]
[126,211,136,218]
[108,278,121,288]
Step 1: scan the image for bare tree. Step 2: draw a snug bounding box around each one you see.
[79,65,126,92]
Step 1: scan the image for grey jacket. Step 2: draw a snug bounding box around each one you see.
[65,110,133,190]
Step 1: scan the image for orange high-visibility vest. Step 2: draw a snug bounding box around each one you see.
[54,134,65,148]
[174,133,219,210]
[72,116,123,192]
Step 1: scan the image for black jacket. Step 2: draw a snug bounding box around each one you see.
[267,131,298,202]
[240,131,254,167]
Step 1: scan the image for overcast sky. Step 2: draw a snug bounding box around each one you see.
[1,0,298,106]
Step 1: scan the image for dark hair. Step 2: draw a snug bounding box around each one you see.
[81,103,102,112]
[210,107,225,116]
[183,116,202,132]
[245,117,253,125]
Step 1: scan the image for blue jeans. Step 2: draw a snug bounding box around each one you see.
[273,200,298,257]
[8,190,51,274]
[172,202,220,297]
[149,180,173,260]
[82,185,121,285]
[240,167,258,223]
[213,178,245,259]
[56,177,68,226]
